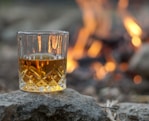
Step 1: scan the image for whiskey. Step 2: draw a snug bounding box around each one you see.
[19,53,66,92]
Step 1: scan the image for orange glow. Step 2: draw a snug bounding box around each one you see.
[123,16,143,48]
[123,17,142,37]
[119,63,128,72]
[133,75,142,84]
[91,62,107,80]
[131,37,142,48]
[67,48,78,73]
[73,28,90,59]
[74,0,109,59]
[37,35,41,52]
[105,61,116,72]
[74,0,98,59]
[87,41,102,58]
[118,0,129,10]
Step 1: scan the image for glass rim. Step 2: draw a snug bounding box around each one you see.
[17,30,69,35]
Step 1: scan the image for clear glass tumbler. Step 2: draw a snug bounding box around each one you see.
[17,31,69,92]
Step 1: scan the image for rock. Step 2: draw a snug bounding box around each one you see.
[117,103,149,121]
[0,88,107,121]
[40,9,81,30]
[0,58,18,91]
[0,45,17,60]
[99,87,123,101]
[0,4,80,44]
[129,44,149,78]
[1,20,35,44]
[0,79,7,93]
[0,45,18,91]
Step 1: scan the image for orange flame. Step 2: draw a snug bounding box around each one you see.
[73,28,90,59]
[105,61,116,72]
[91,59,116,80]
[67,48,78,73]
[131,36,142,48]
[67,0,103,72]
[118,0,143,48]
[123,16,142,48]
[87,40,102,58]
[91,62,107,80]
[123,17,142,37]
[73,0,98,59]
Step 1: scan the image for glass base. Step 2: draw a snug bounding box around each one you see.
[19,79,66,93]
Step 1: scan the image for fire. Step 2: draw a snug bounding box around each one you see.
[67,0,106,73]
[91,62,107,80]
[131,37,142,48]
[67,0,143,78]
[67,48,78,73]
[73,0,98,59]
[73,28,90,59]
[105,61,116,72]
[123,17,142,37]
[133,75,142,84]
[87,40,102,58]
[91,60,116,80]
[123,16,142,48]
[118,0,143,48]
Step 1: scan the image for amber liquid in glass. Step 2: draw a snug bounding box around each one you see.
[19,53,66,92]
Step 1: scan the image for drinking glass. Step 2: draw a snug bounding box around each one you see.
[17,30,69,92]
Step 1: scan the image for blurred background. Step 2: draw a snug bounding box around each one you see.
[0,0,149,103]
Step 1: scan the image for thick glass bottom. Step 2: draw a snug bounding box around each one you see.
[19,79,66,93]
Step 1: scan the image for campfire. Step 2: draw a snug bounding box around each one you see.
[66,0,149,100]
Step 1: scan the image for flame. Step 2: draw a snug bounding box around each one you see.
[73,0,111,60]
[66,0,105,72]
[67,48,78,73]
[131,36,142,48]
[123,16,142,48]
[87,40,102,58]
[123,17,142,37]
[133,75,142,84]
[118,0,143,48]
[105,61,116,72]
[91,62,107,80]
[91,60,116,80]
[73,0,98,59]
[73,28,90,59]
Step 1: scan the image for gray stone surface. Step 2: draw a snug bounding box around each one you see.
[117,103,149,121]
[0,4,81,45]
[129,44,149,78]
[0,88,107,121]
